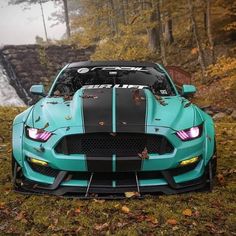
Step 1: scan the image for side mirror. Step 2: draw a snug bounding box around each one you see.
[182,85,196,96]
[30,85,45,96]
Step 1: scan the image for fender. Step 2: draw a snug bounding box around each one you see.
[12,106,33,166]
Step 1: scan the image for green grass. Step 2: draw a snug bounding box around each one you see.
[0,107,235,235]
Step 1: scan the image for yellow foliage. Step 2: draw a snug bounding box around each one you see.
[207,56,236,79]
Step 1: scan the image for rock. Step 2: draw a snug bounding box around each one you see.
[213,112,226,121]
[231,110,236,120]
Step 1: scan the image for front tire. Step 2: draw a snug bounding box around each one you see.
[12,155,23,190]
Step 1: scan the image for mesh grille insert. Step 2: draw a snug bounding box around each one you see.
[55,133,174,156]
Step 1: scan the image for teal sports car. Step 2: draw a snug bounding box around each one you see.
[12,61,217,198]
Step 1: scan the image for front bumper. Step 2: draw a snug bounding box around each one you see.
[14,159,208,198]
[13,125,213,197]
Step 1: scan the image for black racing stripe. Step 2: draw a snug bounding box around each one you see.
[87,156,112,172]
[116,88,146,133]
[116,156,142,172]
[82,88,112,133]
[116,172,136,187]
[90,173,112,187]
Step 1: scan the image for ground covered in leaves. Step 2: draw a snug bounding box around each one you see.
[0,107,235,235]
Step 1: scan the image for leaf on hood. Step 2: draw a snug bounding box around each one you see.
[54,90,61,96]
[99,121,105,126]
[47,101,58,105]
[155,95,162,101]
[124,192,140,198]
[35,116,40,123]
[80,94,98,99]
[184,102,192,108]
[43,122,49,129]
[132,89,142,105]
[122,121,127,125]
[34,145,45,153]
[64,95,73,101]
[65,115,72,120]
[159,100,168,106]
[182,208,192,217]
[121,206,130,214]
[138,147,149,160]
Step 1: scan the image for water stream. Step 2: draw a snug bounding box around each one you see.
[0,61,25,106]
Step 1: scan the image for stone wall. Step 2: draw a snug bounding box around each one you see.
[0,44,95,104]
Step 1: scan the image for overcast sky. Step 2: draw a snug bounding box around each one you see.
[0,1,65,45]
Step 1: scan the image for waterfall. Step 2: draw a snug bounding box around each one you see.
[0,61,25,107]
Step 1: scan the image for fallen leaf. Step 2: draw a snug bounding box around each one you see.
[138,147,149,160]
[35,116,40,122]
[124,192,140,198]
[184,102,192,108]
[99,121,105,126]
[146,216,158,225]
[121,206,130,214]
[75,208,81,214]
[93,199,105,204]
[0,135,4,143]
[0,202,5,209]
[43,122,49,129]
[217,174,225,185]
[80,95,98,99]
[15,211,25,221]
[94,223,109,231]
[182,209,192,217]
[54,90,61,96]
[65,115,72,120]
[167,219,177,225]
[191,47,198,55]
[122,121,127,125]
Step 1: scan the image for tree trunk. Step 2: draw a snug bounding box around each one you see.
[206,0,215,64]
[188,0,206,82]
[63,0,71,38]
[108,0,118,35]
[147,2,159,53]
[39,0,48,43]
[164,12,174,44]
[158,0,167,65]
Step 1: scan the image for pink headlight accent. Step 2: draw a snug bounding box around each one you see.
[176,126,201,141]
[189,127,199,138]
[27,128,52,141]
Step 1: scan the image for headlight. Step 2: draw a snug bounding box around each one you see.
[176,124,202,141]
[26,127,52,142]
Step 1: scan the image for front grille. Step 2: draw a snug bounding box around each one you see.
[55,133,174,156]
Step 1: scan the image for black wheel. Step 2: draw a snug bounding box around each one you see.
[206,140,217,191]
[11,155,23,189]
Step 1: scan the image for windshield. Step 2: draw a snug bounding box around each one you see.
[51,66,176,97]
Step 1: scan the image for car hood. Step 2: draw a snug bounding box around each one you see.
[27,87,203,133]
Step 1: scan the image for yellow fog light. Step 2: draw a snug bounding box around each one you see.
[29,157,48,166]
[180,157,199,166]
